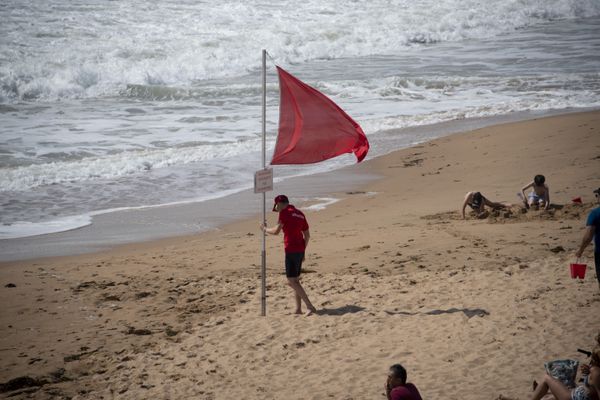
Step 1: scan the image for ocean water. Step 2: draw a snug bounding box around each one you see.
[1,0,600,240]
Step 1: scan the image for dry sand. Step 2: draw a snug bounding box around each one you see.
[1,111,600,399]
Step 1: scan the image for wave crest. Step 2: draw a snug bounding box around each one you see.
[1,0,598,103]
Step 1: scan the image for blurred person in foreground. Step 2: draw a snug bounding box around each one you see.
[385,363,423,400]
[575,187,600,291]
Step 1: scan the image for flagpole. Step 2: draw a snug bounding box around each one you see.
[261,49,267,317]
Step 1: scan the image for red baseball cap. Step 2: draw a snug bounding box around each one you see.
[272,194,289,211]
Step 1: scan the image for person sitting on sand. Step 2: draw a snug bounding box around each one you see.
[261,195,317,316]
[521,174,550,210]
[575,187,600,291]
[531,345,600,400]
[385,363,423,400]
[461,191,509,219]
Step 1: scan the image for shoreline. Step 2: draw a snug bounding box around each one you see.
[1,106,597,263]
[1,110,599,399]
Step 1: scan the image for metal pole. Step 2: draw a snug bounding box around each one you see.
[261,49,267,317]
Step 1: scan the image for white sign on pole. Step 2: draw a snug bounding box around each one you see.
[254,168,273,193]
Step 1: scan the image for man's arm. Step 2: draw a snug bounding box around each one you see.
[576,225,595,258]
[303,229,310,249]
[262,222,282,235]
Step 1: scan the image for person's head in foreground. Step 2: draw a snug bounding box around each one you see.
[272,194,289,212]
[388,364,407,388]
[386,364,422,400]
[385,364,422,400]
[534,174,546,186]
[594,188,600,204]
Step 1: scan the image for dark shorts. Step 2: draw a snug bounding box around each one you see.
[285,252,304,278]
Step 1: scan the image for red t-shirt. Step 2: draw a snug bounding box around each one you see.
[278,205,309,253]
[390,383,422,400]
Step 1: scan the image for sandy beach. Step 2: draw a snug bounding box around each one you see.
[1,110,599,399]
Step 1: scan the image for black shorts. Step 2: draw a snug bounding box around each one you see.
[285,252,304,278]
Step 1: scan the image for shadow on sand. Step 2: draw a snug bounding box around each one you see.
[385,307,489,319]
[316,305,365,316]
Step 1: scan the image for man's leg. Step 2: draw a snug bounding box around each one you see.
[287,277,316,315]
[289,280,301,314]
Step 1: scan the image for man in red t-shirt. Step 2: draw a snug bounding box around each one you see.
[261,195,317,316]
[385,364,423,400]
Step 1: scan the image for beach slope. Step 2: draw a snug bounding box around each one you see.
[1,111,599,399]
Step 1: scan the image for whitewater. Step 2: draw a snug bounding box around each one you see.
[1,0,600,241]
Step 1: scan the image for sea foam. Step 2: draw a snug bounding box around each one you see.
[1,0,599,102]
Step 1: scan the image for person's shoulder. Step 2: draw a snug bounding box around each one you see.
[587,207,600,224]
[289,205,306,216]
[404,382,420,391]
[390,385,421,400]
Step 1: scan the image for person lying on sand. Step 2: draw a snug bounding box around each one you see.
[521,174,550,210]
[461,191,510,219]
[385,363,423,400]
[261,195,317,316]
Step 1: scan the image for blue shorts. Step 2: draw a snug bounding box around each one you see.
[285,252,304,278]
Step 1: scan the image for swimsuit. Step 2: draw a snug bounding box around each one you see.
[468,192,483,210]
[528,192,543,202]
[571,385,592,400]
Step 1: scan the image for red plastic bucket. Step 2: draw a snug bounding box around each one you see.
[570,263,587,279]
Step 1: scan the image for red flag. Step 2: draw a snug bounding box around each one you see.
[271,66,369,165]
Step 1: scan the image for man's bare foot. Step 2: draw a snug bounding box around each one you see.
[306,307,317,316]
[295,309,303,315]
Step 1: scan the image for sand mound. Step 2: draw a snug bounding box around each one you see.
[422,202,595,224]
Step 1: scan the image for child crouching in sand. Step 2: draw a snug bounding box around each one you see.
[521,174,550,210]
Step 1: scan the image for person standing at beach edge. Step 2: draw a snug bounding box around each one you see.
[575,187,600,291]
[261,195,317,316]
